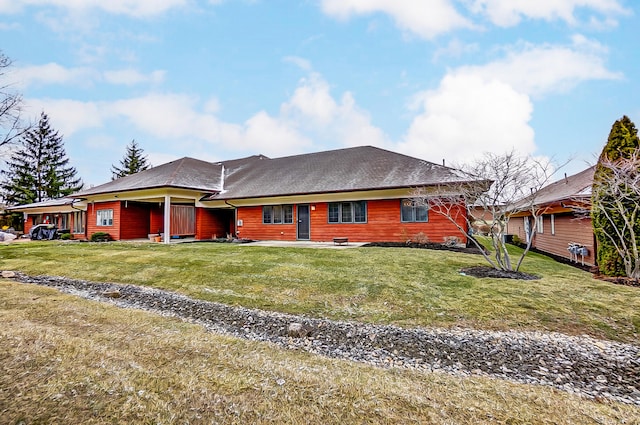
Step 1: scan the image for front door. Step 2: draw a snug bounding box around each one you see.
[297,205,310,240]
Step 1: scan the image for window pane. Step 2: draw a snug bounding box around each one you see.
[262,206,272,224]
[341,202,352,222]
[273,205,282,224]
[97,209,113,227]
[328,203,339,223]
[354,201,366,222]
[415,205,428,222]
[283,205,293,224]
[401,199,414,222]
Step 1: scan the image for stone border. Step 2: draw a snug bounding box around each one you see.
[3,271,639,406]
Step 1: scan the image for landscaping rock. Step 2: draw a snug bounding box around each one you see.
[7,272,640,406]
[1,270,16,279]
[288,322,313,338]
[101,290,121,298]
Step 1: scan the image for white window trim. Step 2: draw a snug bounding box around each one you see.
[550,214,555,235]
[96,209,113,227]
[536,215,544,234]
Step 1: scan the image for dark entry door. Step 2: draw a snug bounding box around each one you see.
[297,205,310,240]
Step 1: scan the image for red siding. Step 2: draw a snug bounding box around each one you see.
[507,214,595,266]
[237,206,297,241]
[535,214,595,266]
[150,206,164,235]
[236,199,468,243]
[86,201,121,240]
[196,208,233,240]
[120,202,151,240]
[24,217,33,236]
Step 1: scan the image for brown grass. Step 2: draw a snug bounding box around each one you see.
[1,281,638,424]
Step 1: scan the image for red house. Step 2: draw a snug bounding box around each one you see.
[13,146,485,244]
[507,166,596,266]
[7,197,86,238]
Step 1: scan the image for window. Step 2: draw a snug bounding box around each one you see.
[401,199,428,222]
[59,213,69,230]
[550,214,555,235]
[96,209,113,226]
[263,205,293,224]
[536,215,544,234]
[73,211,85,233]
[328,201,367,223]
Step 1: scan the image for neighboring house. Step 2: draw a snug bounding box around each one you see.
[506,166,596,266]
[6,197,87,237]
[10,146,487,244]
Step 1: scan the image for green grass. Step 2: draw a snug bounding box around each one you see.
[1,282,638,424]
[1,240,639,343]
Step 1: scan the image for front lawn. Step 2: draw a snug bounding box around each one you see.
[1,282,637,424]
[1,241,638,343]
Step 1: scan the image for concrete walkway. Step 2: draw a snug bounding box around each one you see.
[243,240,366,249]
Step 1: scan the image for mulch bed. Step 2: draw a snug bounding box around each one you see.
[460,266,540,280]
[593,275,640,288]
[362,241,484,255]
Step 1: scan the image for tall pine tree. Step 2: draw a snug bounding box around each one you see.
[0,111,82,206]
[111,139,150,180]
[592,115,640,277]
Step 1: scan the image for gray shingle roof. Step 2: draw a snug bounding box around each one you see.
[71,146,478,200]
[212,146,472,199]
[6,197,77,210]
[532,166,595,206]
[73,157,224,197]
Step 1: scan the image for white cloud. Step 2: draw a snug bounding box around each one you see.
[320,0,474,39]
[283,73,337,125]
[23,98,104,136]
[16,63,98,88]
[282,73,388,147]
[395,35,621,165]
[432,39,479,61]
[397,73,535,165]
[454,36,622,97]
[103,69,166,85]
[467,0,629,27]
[243,111,312,155]
[0,21,20,30]
[106,93,312,157]
[283,56,313,72]
[23,68,389,164]
[16,63,167,88]
[0,0,189,17]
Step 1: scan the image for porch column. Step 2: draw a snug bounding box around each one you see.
[164,195,171,244]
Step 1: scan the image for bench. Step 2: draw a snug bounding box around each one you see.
[333,237,349,246]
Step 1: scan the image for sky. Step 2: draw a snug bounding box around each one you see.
[0,0,638,187]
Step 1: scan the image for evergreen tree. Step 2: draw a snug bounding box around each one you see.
[592,115,640,277]
[111,139,150,180]
[0,112,82,206]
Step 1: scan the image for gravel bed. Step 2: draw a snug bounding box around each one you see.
[6,272,640,406]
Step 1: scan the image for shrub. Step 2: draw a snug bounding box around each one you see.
[59,233,73,240]
[90,232,110,242]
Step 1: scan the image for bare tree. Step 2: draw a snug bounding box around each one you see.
[0,51,26,149]
[590,151,640,279]
[412,151,557,272]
